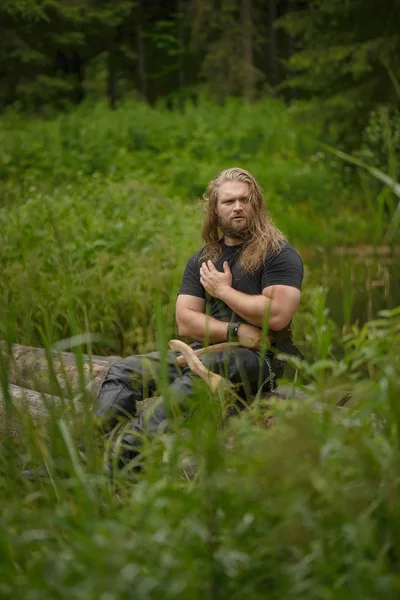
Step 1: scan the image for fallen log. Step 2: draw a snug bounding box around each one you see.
[0,342,120,400]
[1,341,309,401]
[0,384,68,435]
[0,382,158,436]
[0,342,311,429]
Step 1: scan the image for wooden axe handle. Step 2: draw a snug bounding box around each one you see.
[175,338,263,368]
[175,341,240,367]
[169,339,233,392]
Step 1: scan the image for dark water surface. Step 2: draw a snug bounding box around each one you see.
[303,246,400,329]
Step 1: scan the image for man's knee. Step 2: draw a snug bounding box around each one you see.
[95,356,144,425]
[200,347,270,398]
[103,356,143,386]
[201,348,260,380]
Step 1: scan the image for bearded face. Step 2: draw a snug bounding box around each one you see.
[217,213,251,240]
[215,180,254,243]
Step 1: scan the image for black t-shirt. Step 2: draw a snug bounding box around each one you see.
[178,242,303,325]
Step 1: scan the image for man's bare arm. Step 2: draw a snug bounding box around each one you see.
[175,294,263,344]
[176,295,228,343]
[218,284,301,331]
[200,260,301,331]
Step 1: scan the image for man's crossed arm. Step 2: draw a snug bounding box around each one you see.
[176,260,301,344]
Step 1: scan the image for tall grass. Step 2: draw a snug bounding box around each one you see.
[1,302,400,598]
[1,96,400,597]
[1,97,397,352]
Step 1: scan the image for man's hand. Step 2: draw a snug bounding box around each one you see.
[237,323,262,347]
[200,260,232,298]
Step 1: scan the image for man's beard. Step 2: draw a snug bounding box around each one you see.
[218,215,252,241]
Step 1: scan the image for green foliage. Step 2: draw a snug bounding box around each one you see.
[0,177,201,354]
[321,136,400,244]
[358,106,400,178]
[0,96,386,352]
[1,307,400,598]
[0,90,399,597]
[0,0,137,110]
[2,0,400,156]
[0,96,348,203]
[277,0,400,142]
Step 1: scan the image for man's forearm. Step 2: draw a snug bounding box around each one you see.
[177,309,229,343]
[218,287,276,329]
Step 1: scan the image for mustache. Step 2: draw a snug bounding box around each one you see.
[217,215,252,240]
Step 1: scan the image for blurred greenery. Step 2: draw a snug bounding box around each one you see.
[1,92,400,598]
[1,97,398,354]
[2,0,399,153]
[0,301,400,599]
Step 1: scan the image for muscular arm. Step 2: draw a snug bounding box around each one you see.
[175,295,228,343]
[200,259,301,331]
[177,248,302,343]
[218,284,301,331]
[176,294,263,345]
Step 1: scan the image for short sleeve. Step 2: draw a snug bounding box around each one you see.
[178,253,206,299]
[261,245,303,291]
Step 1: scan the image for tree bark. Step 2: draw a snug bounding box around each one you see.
[0,342,120,400]
[1,384,69,435]
[0,344,158,429]
[0,383,156,434]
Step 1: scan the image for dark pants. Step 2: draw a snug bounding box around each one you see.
[95,346,275,459]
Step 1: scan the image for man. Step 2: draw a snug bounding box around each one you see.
[95,167,303,461]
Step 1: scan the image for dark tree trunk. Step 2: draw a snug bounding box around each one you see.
[71,53,85,104]
[107,29,121,110]
[280,0,296,99]
[135,0,148,101]
[107,53,117,110]
[55,50,85,104]
[241,0,254,101]
[2,75,18,109]
[268,0,278,88]
[178,0,185,91]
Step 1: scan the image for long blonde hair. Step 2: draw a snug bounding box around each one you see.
[201,167,286,272]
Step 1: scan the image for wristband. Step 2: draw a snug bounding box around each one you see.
[227,322,240,341]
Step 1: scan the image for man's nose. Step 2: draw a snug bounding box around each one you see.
[233,200,243,211]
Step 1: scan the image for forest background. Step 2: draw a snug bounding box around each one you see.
[1,1,400,598]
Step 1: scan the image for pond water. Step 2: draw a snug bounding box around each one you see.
[304,246,400,329]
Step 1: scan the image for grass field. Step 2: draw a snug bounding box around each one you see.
[0,96,392,353]
[1,97,400,598]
